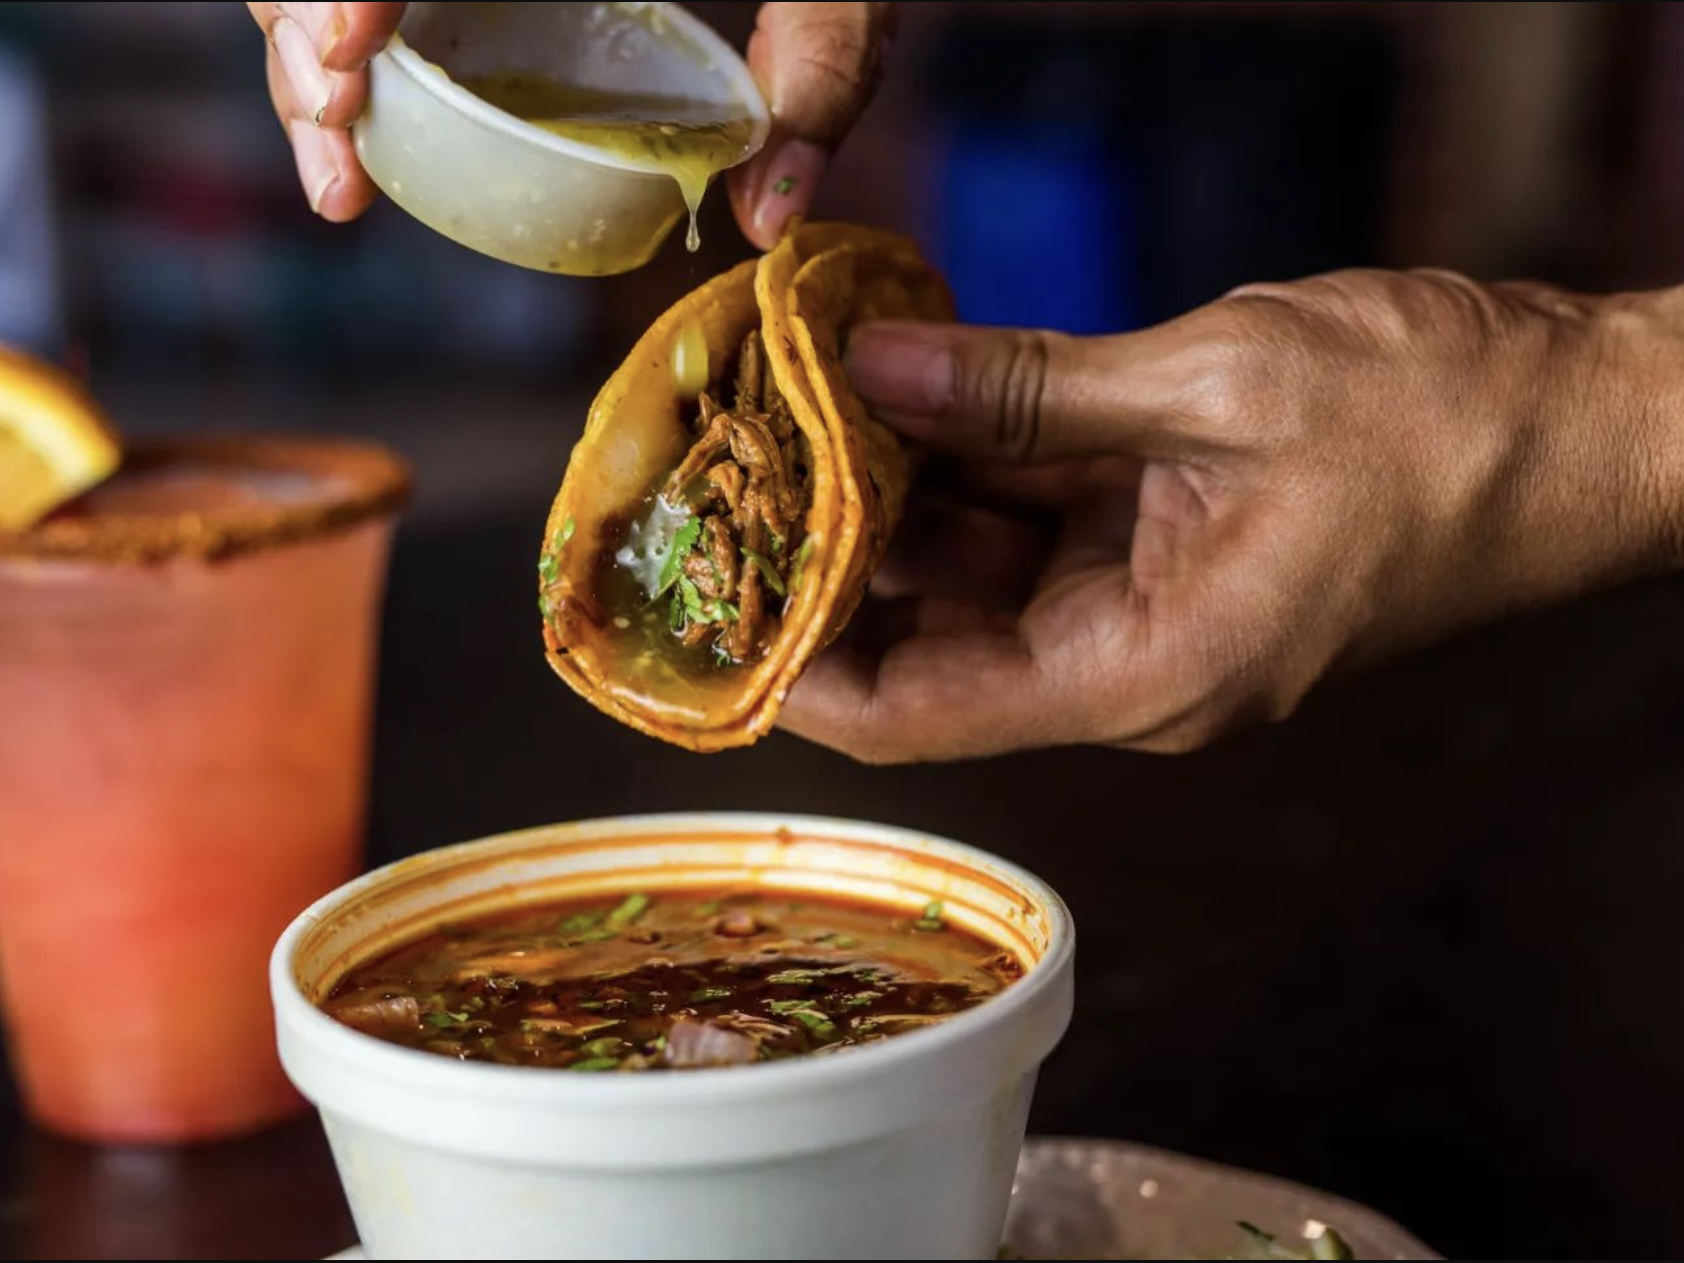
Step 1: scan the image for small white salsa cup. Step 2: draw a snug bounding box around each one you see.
[353,3,769,276]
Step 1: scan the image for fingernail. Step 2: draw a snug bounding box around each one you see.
[280,1,343,59]
[750,138,828,246]
[845,323,956,422]
[274,16,333,123]
[288,119,339,215]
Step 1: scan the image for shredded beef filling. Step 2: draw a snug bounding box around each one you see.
[659,330,810,664]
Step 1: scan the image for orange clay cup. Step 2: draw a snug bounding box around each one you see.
[0,436,409,1143]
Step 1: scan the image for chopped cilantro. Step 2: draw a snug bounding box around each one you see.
[690,987,733,1002]
[657,517,702,596]
[424,1010,469,1028]
[841,990,882,1008]
[768,999,836,1038]
[773,176,796,195]
[603,892,651,932]
[1231,1221,1351,1261]
[538,552,560,584]
[677,574,738,624]
[914,899,946,932]
[568,1057,620,1072]
[706,599,742,622]
[569,927,620,944]
[788,1008,838,1039]
[1311,1229,1352,1261]
[677,575,704,621]
[580,1036,624,1058]
[559,517,576,546]
[740,546,787,597]
[558,911,605,933]
[790,536,814,592]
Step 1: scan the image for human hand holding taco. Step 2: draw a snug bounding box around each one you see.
[779,269,1684,761]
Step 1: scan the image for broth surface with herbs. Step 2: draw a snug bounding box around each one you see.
[322,890,1023,1070]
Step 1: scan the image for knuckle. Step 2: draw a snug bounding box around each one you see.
[1405,265,1477,292]
[1222,278,1294,304]
[1175,322,1269,429]
[1124,722,1218,756]
[962,330,1053,460]
[839,693,917,765]
[1224,270,1384,339]
[793,35,867,92]
[1121,686,1258,754]
[1252,657,1316,727]
[1180,289,1352,440]
[780,7,885,133]
[1106,605,1295,754]
[1402,267,1513,336]
[1101,679,1222,756]
[848,734,914,766]
[1222,271,1356,309]
[1219,652,1315,734]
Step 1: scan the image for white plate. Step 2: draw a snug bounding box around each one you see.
[325,1134,1439,1260]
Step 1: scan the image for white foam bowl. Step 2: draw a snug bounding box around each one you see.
[353,3,769,275]
[272,813,1075,1260]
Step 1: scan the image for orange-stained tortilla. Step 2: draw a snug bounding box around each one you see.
[538,223,954,751]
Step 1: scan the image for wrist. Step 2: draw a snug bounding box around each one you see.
[1582,285,1684,574]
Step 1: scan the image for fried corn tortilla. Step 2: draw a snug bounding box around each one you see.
[539,223,954,751]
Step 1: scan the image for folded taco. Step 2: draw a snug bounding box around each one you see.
[538,222,954,751]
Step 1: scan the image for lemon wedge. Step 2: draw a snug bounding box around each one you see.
[0,347,120,531]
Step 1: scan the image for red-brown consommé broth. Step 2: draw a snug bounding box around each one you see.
[321,888,1021,1070]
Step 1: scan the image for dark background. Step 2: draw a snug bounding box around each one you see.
[6,2,1684,1258]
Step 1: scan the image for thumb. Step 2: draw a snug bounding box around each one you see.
[730,2,896,249]
[845,321,1186,462]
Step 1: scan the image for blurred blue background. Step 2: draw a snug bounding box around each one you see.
[2,1,1658,385]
